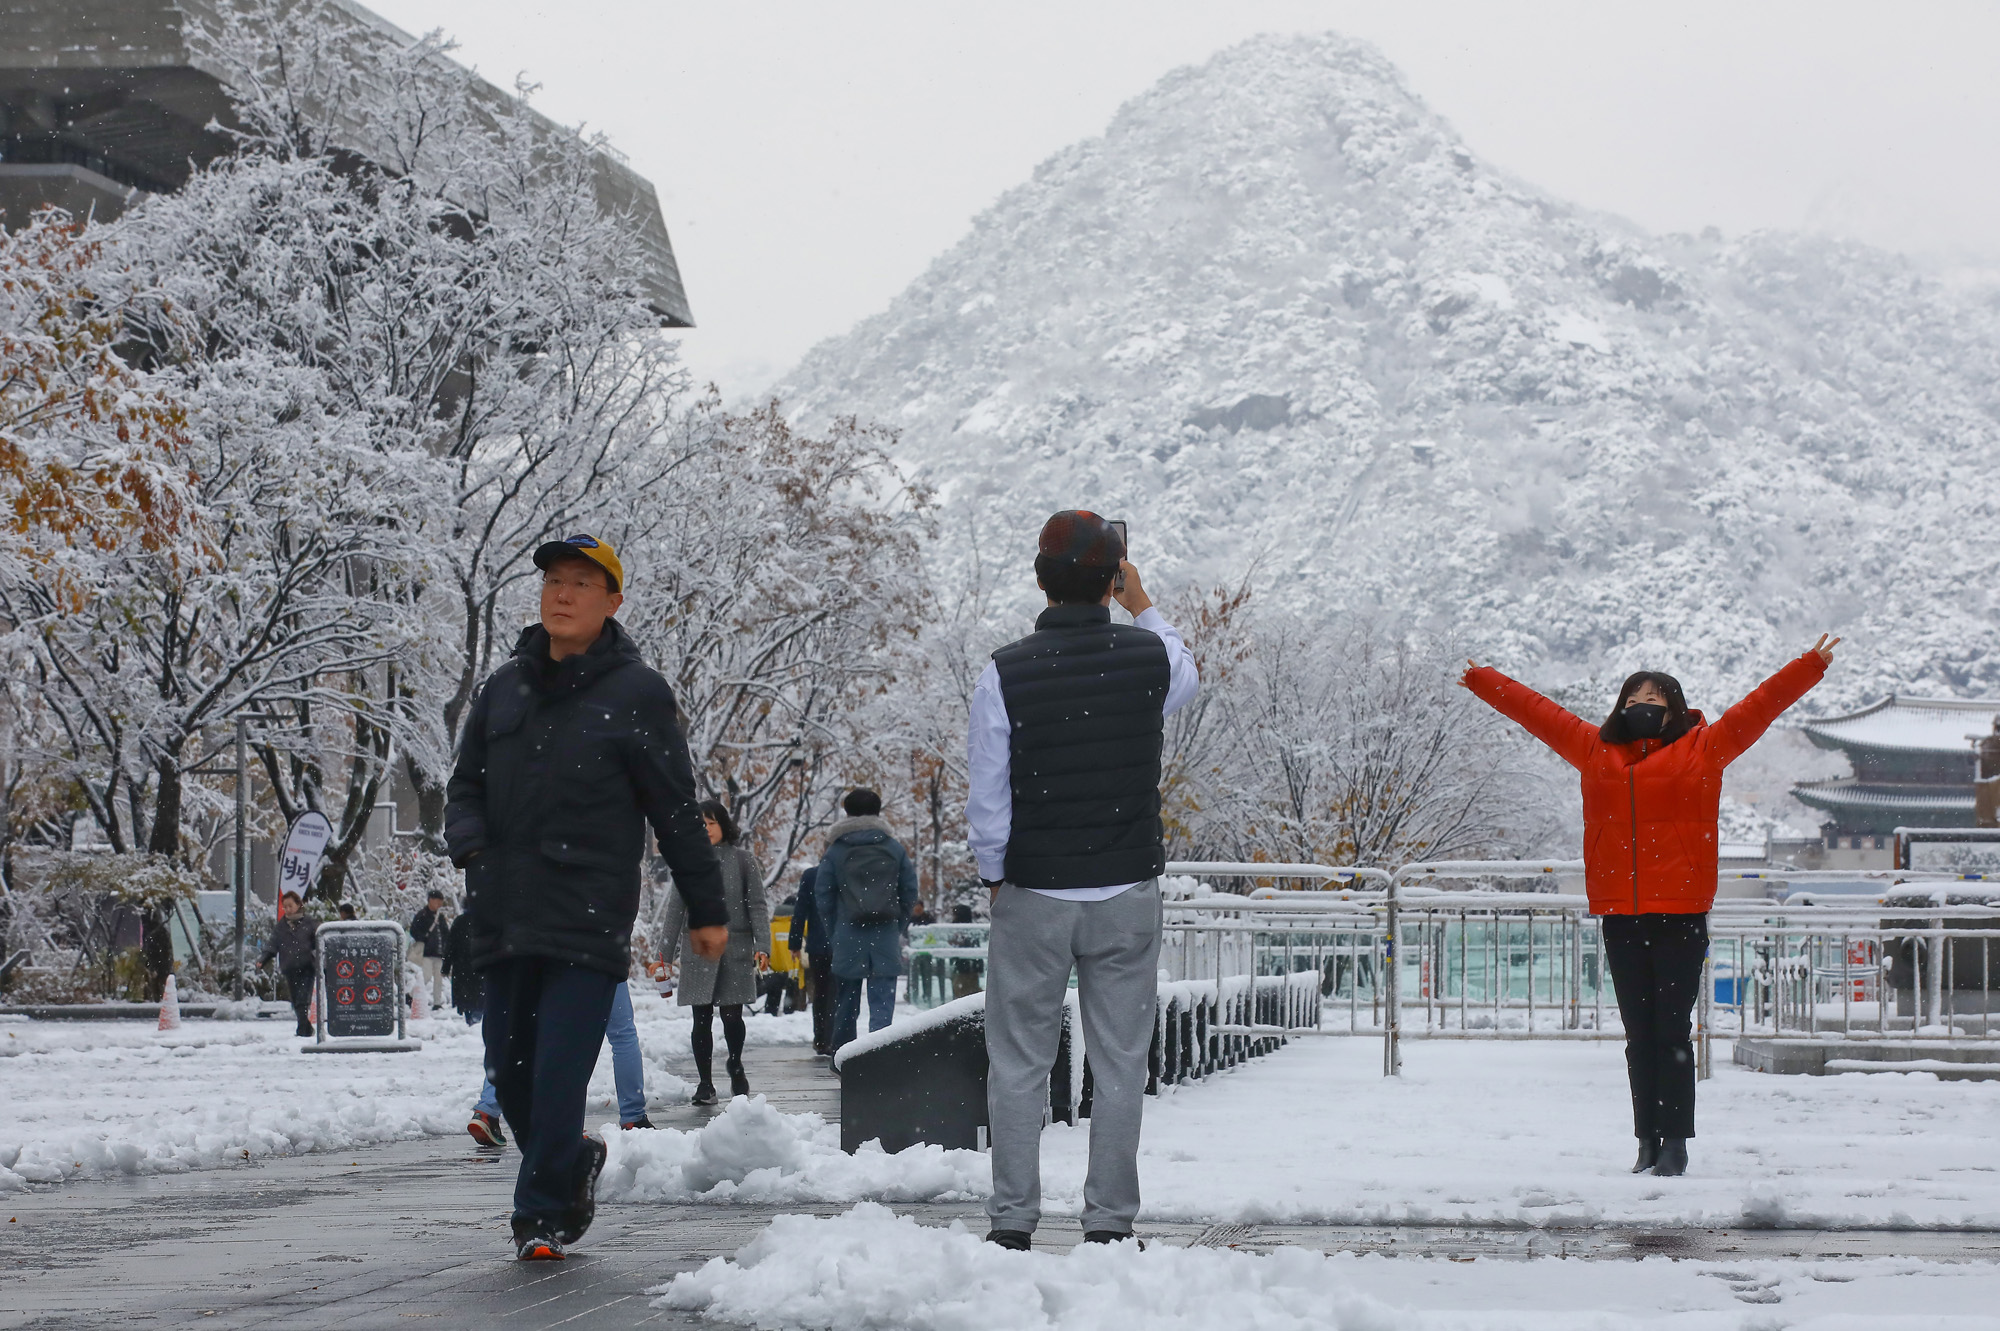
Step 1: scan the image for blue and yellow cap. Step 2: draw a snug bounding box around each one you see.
[532,533,623,593]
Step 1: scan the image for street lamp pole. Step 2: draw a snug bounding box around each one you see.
[233,717,247,1001]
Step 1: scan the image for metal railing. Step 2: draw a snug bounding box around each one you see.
[903,862,2000,1079]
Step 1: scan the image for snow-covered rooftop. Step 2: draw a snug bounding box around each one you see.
[1792,780,1975,813]
[1803,696,2000,755]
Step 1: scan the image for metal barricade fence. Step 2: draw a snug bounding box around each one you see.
[904,863,2000,1079]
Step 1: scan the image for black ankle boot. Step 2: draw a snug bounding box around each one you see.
[1631,1137,1661,1174]
[727,1057,749,1099]
[1652,1138,1689,1177]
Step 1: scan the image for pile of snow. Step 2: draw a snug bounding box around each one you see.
[656,1203,2000,1330]
[0,992,801,1191]
[598,1095,987,1205]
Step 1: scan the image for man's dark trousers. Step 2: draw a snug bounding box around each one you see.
[1600,913,1708,1142]
[482,957,618,1223]
[808,951,834,1052]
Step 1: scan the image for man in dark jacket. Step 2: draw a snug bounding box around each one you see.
[445,532,726,1262]
[409,889,447,1009]
[814,788,918,1050]
[967,511,1198,1250]
[788,866,835,1054]
[259,890,319,1036]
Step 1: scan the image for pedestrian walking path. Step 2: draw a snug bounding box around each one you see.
[0,1044,860,1330]
[7,1041,2000,1329]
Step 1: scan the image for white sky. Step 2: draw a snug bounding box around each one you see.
[365,0,2000,400]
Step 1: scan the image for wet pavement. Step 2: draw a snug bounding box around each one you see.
[6,1043,2000,1328]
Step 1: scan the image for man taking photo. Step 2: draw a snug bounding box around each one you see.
[446,533,726,1261]
[968,511,1199,1250]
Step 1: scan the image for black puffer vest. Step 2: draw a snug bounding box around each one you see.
[992,604,1171,891]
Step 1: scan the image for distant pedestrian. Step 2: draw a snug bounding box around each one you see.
[446,532,726,1261]
[259,890,320,1037]
[969,511,1198,1251]
[761,893,804,1017]
[948,903,983,1000]
[409,889,448,1007]
[815,788,918,1050]
[788,866,835,1054]
[1462,634,1839,1178]
[337,902,358,921]
[657,799,770,1104]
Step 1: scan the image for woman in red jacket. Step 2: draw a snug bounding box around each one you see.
[1461,636,1839,1178]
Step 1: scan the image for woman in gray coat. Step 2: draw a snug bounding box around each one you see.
[658,799,771,1103]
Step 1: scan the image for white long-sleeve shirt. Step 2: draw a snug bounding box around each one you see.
[966,605,1200,900]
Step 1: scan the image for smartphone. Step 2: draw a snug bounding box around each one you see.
[1109,520,1128,593]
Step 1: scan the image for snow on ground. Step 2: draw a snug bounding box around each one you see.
[10,1001,2000,1234]
[1094,1037,2000,1230]
[633,1035,2000,1231]
[654,1203,2000,1331]
[598,1095,986,1204]
[0,995,808,1191]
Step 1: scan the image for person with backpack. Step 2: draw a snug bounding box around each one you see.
[968,511,1199,1251]
[813,788,919,1050]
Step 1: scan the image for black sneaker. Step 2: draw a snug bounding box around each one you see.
[553,1135,608,1246]
[1084,1230,1146,1249]
[620,1115,656,1130]
[513,1218,565,1262]
[691,1081,718,1106]
[984,1229,1031,1251]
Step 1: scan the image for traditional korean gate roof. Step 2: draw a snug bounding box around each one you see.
[1803,696,2000,759]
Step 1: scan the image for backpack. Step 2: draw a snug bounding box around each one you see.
[836,839,903,926]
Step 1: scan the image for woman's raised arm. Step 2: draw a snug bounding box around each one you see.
[1705,637,1837,767]
[1459,662,1598,769]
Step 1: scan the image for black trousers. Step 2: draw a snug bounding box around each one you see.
[481,957,618,1224]
[283,966,316,1029]
[1600,913,1708,1141]
[808,951,834,1052]
[690,1003,746,1079]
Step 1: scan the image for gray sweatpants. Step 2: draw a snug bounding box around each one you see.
[984,879,1161,1235]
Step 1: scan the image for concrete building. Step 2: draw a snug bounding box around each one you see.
[1790,695,2000,869]
[0,0,692,324]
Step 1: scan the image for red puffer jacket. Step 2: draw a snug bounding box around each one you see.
[1464,654,1826,916]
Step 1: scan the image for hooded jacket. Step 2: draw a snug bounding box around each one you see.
[444,619,726,976]
[813,815,919,980]
[1463,652,1826,915]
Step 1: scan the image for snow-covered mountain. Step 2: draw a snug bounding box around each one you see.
[777,33,2000,712]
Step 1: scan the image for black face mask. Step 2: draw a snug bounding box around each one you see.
[1622,703,1669,740]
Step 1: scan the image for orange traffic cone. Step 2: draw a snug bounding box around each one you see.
[157,974,182,1031]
